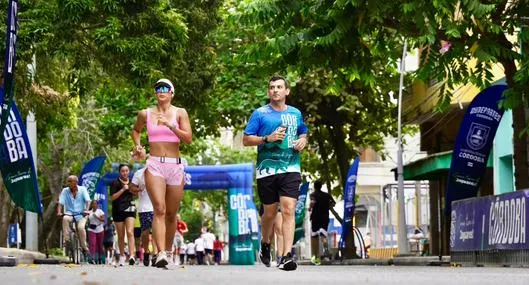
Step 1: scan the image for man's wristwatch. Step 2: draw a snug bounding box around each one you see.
[263,136,268,143]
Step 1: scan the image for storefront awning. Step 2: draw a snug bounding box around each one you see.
[394,150,493,181]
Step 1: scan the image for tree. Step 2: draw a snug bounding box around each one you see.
[0,0,224,248]
[376,0,529,190]
[216,0,406,192]
[212,0,414,258]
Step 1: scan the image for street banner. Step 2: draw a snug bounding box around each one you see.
[0,0,19,141]
[93,179,108,216]
[78,156,106,199]
[338,157,360,249]
[445,84,507,215]
[0,94,42,213]
[100,163,258,265]
[293,182,309,245]
[450,190,529,251]
[184,164,257,265]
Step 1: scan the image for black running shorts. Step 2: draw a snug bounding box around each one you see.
[257,172,302,205]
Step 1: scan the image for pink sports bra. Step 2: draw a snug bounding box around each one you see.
[146,108,180,143]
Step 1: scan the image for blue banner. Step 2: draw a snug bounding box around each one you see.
[79,156,106,199]
[339,157,360,249]
[445,84,507,216]
[100,163,258,265]
[94,179,108,217]
[0,97,42,214]
[0,0,19,142]
[450,190,529,251]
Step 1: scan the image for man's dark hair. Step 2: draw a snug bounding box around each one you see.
[268,75,290,89]
[314,180,323,191]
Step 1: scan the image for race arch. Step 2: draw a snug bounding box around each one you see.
[94,163,259,265]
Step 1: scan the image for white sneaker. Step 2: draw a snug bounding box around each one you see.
[154,252,168,268]
[119,255,125,267]
[165,251,178,270]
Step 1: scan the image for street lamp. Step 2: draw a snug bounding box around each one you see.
[396,39,409,255]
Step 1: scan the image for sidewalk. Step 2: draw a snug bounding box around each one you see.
[0,247,67,266]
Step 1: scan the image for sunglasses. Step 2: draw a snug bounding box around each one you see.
[155,86,171,93]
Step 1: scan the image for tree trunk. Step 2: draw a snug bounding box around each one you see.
[39,200,61,251]
[326,124,351,186]
[0,178,15,247]
[315,126,343,224]
[501,58,529,190]
[326,123,357,258]
[315,126,333,186]
[37,138,70,250]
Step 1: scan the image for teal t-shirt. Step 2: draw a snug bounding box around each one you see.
[244,104,308,179]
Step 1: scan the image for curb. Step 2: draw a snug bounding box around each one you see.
[0,247,46,265]
[0,255,16,267]
[0,247,68,265]
[392,256,451,266]
[330,259,391,266]
[297,256,451,267]
[298,258,391,266]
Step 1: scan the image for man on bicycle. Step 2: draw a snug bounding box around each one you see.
[57,175,91,258]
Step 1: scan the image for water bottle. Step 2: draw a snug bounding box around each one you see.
[276,124,287,144]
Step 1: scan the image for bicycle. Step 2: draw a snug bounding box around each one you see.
[61,212,86,264]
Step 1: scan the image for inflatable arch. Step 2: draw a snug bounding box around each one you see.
[94,163,259,265]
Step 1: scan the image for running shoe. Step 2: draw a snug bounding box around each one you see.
[143,253,150,267]
[259,242,271,267]
[129,256,136,266]
[119,255,125,267]
[151,254,157,267]
[154,252,168,268]
[310,255,321,266]
[278,252,297,271]
[164,251,179,270]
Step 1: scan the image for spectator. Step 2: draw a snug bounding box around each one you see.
[201,227,216,265]
[179,242,187,265]
[87,200,105,264]
[363,232,372,258]
[173,214,188,265]
[195,236,205,265]
[103,217,116,265]
[309,180,335,265]
[110,164,137,266]
[186,240,196,265]
[213,236,224,265]
[130,166,156,266]
[57,175,91,260]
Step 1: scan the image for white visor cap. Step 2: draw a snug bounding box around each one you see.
[155,78,174,93]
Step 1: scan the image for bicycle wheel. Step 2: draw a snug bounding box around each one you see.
[68,231,75,263]
[74,235,81,264]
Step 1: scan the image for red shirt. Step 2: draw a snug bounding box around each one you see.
[214,240,223,251]
[177,221,188,235]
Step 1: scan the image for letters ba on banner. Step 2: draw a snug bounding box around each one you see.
[0,100,42,213]
[450,190,529,251]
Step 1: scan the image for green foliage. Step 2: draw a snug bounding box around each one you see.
[179,206,204,242]
[48,247,64,257]
[215,0,404,189]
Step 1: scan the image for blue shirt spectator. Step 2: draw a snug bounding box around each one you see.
[59,184,90,220]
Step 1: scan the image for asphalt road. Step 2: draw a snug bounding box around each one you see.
[1,264,529,285]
